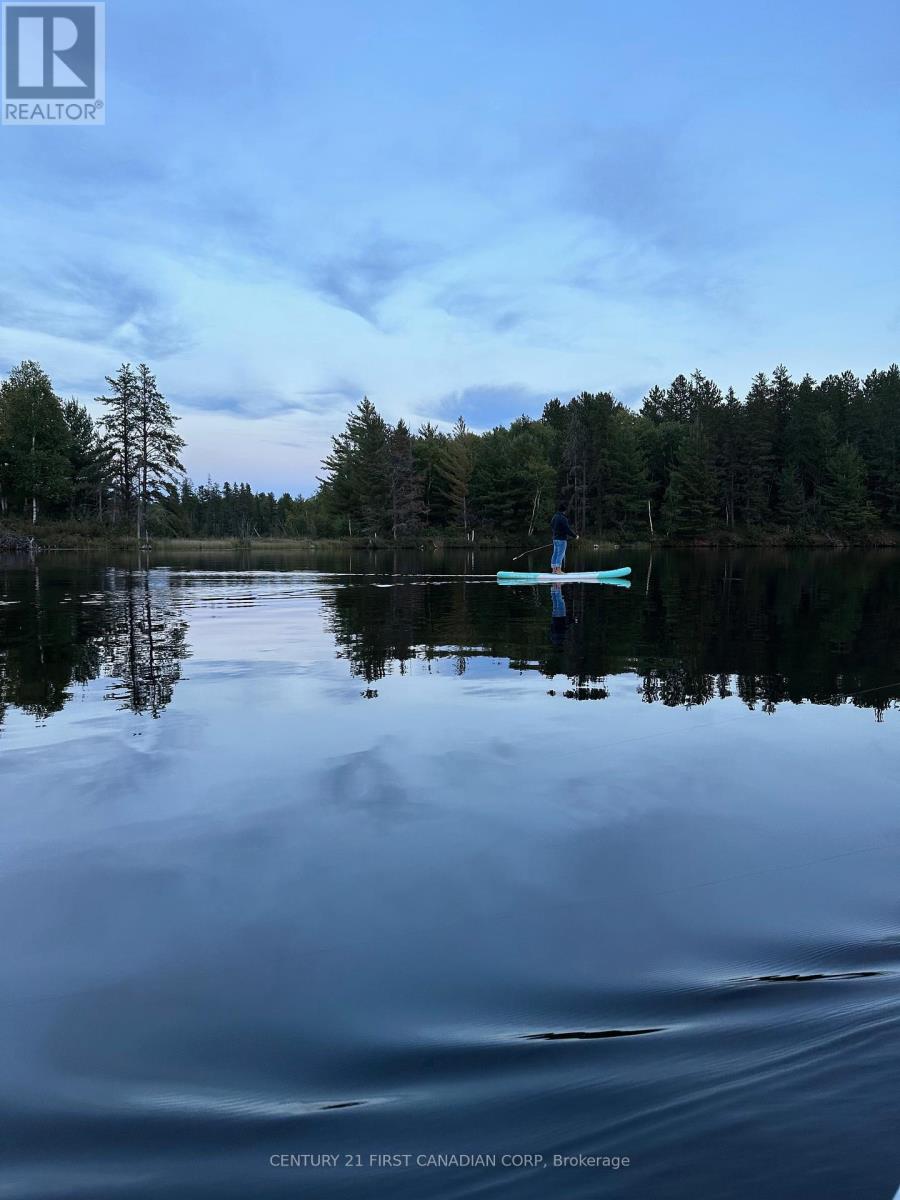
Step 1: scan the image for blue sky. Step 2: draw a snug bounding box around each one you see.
[2,0,899,494]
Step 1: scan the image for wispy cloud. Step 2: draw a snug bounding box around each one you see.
[172,391,309,420]
[564,125,736,254]
[309,236,437,323]
[0,262,191,360]
[291,381,365,415]
[172,378,365,421]
[435,285,526,334]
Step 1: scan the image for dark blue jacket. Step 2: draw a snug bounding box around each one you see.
[551,512,577,541]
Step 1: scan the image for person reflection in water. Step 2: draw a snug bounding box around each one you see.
[550,584,568,647]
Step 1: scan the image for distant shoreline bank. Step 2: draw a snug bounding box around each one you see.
[6,529,900,554]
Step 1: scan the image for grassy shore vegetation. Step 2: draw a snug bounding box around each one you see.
[1,358,899,547]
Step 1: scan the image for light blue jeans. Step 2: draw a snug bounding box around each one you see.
[550,539,567,569]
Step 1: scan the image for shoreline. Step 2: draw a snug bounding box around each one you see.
[5,530,899,554]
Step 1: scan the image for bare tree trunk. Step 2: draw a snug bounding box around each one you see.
[31,425,37,525]
[140,419,149,543]
[528,487,541,536]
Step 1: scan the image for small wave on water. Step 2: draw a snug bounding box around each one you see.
[128,1088,389,1120]
[522,1028,664,1041]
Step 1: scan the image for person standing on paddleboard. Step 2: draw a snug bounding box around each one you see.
[550,506,579,574]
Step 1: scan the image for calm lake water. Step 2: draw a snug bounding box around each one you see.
[2,547,898,1199]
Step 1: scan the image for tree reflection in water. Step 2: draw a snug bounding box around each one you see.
[0,560,189,728]
[102,568,189,716]
[1,550,898,727]
[324,551,900,718]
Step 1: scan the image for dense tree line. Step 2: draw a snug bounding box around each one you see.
[159,478,319,539]
[0,358,320,540]
[318,366,900,540]
[3,357,899,541]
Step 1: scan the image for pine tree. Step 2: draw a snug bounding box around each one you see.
[319,397,391,537]
[541,396,568,432]
[783,373,835,522]
[662,426,719,536]
[640,418,685,530]
[62,398,110,519]
[603,409,648,533]
[97,363,140,525]
[739,372,776,524]
[715,387,742,527]
[389,419,424,538]
[640,385,668,425]
[689,370,723,420]
[776,463,806,528]
[820,444,874,534]
[666,374,693,422]
[510,417,556,535]
[134,364,185,542]
[413,421,447,527]
[438,416,475,535]
[0,361,71,523]
[856,366,900,524]
[566,391,618,535]
[770,363,796,468]
[561,406,588,532]
[475,426,522,531]
[818,371,860,444]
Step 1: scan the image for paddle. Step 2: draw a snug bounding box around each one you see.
[511,541,553,563]
[511,536,578,563]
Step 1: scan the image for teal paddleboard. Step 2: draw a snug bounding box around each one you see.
[497,567,631,584]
